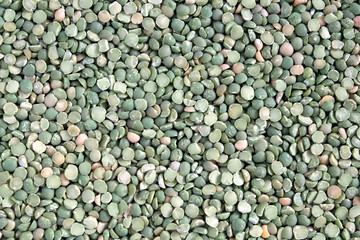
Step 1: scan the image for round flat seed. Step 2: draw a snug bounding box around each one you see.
[46,175,61,189]
[224,191,237,205]
[11,142,26,156]
[6,80,19,93]
[91,107,106,123]
[32,141,46,154]
[327,185,342,199]
[118,171,131,184]
[238,200,251,213]
[70,223,85,236]
[249,225,263,237]
[325,223,339,238]
[64,164,79,181]
[185,204,199,218]
[228,104,243,119]
[125,33,139,48]
[3,102,18,116]
[60,61,74,74]
[10,177,23,190]
[82,190,95,204]
[241,86,255,100]
[264,205,278,220]
[335,87,348,101]
[132,218,145,232]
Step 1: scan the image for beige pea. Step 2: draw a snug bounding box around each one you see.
[349,86,358,94]
[327,185,342,199]
[290,65,304,75]
[254,39,263,51]
[292,52,304,65]
[260,9,268,17]
[32,140,46,154]
[339,128,347,139]
[127,132,140,143]
[76,133,88,145]
[67,125,80,137]
[60,174,70,186]
[184,106,196,112]
[33,228,45,240]
[124,204,132,217]
[282,24,294,36]
[43,83,51,94]
[276,92,283,103]
[98,10,111,23]
[97,54,107,67]
[97,222,107,233]
[314,59,326,69]
[279,42,294,56]
[55,8,65,22]
[8,137,19,147]
[354,54,360,64]
[220,64,230,71]
[216,186,223,192]
[164,195,172,203]
[332,0,341,8]
[271,55,283,68]
[55,99,68,112]
[235,3,242,13]
[72,11,81,23]
[117,170,131,185]
[346,222,356,234]
[273,23,282,31]
[216,85,227,96]
[319,155,329,165]
[111,161,118,171]
[109,1,122,15]
[184,66,192,75]
[23,48,32,60]
[51,80,63,89]
[95,194,101,206]
[279,197,292,206]
[354,16,360,28]
[52,152,65,165]
[235,140,248,151]
[293,0,307,6]
[160,137,171,145]
[256,51,265,62]
[131,13,143,24]
[93,167,105,179]
[233,63,244,74]
[261,225,270,239]
[66,87,76,100]
[170,162,180,171]
[318,15,326,26]
[41,167,53,178]
[353,196,360,206]
[259,107,270,120]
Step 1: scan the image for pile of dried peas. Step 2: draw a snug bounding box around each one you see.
[1,0,360,239]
